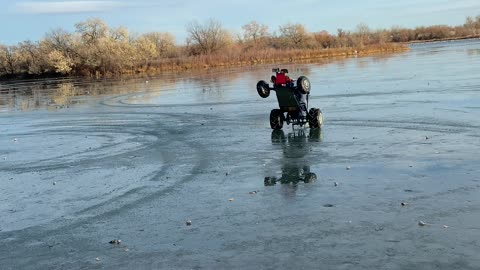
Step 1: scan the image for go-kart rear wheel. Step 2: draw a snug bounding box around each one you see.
[257,80,270,98]
[297,76,311,94]
[308,108,323,129]
[270,109,284,130]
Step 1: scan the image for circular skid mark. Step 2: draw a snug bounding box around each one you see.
[0,113,213,245]
[2,118,160,173]
[0,108,214,235]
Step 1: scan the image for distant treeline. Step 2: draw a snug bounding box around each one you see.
[1,15,479,79]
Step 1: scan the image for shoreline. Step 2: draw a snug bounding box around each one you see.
[134,44,408,74]
[0,44,408,83]
[3,35,479,84]
[406,35,480,44]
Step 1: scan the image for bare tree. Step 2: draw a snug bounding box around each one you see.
[47,50,73,74]
[313,31,334,48]
[242,21,269,44]
[186,19,231,55]
[142,32,176,57]
[44,28,74,54]
[110,26,129,42]
[0,45,20,75]
[102,38,136,74]
[279,23,308,48]
[464,16,480,35]
[371,30,390,45]
[355,23,371,47]
[465,16,475,34]
[135,36,158,66]
[336,28,348,48]
[17,40,45,74]
[75,18,109,45]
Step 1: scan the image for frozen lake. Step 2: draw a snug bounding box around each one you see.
[1,40,480,269]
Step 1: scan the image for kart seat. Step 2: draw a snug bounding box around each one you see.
[275,85,299,111]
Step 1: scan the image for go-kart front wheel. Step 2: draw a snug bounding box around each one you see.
[270,109,284,130]
[257,80,270,98]
[308,108,323,129]
[297,76,311,94]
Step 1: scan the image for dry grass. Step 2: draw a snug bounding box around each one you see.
[137,43,408,74]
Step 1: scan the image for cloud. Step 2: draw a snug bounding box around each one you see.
[15,1,125,14]
[416,1,480,14]
[372,0,480,15]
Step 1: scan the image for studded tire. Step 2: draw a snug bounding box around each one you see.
[297,76,311,94]
[270,109,284,130]
[308,108,323,129]
[257,80,270,98]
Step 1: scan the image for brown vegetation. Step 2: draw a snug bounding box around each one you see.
[1,15,479,80]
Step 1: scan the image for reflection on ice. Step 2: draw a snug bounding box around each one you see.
[264,129,322,186]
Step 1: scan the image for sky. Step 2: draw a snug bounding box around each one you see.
[0,0,479,45]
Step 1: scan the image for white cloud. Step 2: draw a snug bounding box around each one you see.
[15,1,125,14]
[418,0,480,14]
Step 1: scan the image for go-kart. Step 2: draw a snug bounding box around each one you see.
[257,68,323,130]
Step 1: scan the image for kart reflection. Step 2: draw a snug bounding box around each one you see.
[264,128,322,186]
